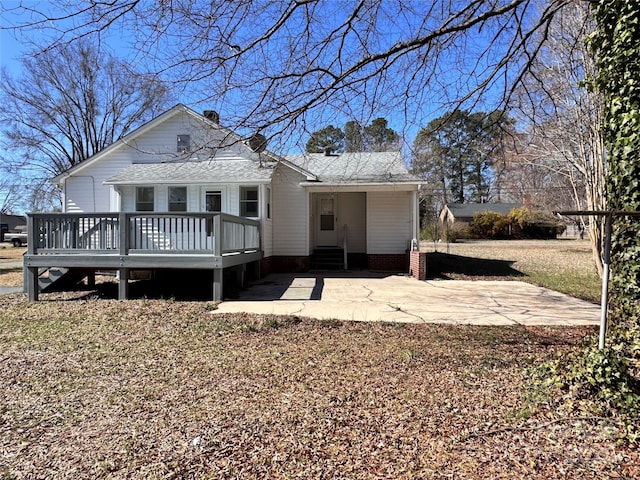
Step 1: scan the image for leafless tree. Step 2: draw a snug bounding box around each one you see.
[2,0,575,149]
[498,135,579,211]
[0,36,171,209]
[511,1,606,273]
[1,36,170,175]
[0,178,20,214]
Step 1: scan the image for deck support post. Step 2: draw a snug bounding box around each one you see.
[119,268,129,300]
[26,267,39,301]
[87,271,96,288]
[213,268,223,301]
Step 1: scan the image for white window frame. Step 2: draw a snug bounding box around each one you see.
[135,186,155,212]
[168,186,188,212]
[266,186,271,219]
[201,186,227,213]
[177,134,191,153]
[239,186,259,218]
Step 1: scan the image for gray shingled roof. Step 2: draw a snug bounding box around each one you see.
[105,152,421,186]
[104,159,275,185]
[285,152,421,184]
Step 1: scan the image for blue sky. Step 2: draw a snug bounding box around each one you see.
[1,1,512,144]
[0,0,523,212]
[1,2,27,77]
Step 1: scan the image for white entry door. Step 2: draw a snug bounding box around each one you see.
[316,194,338,246]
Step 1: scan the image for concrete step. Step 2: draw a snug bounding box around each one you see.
[311,248,345,269]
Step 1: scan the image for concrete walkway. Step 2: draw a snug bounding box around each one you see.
[0,261,23,269]
[214,272,600,326]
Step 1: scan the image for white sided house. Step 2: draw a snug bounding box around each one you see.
[24,104,421,300]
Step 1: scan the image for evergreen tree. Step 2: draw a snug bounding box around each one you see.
[306,118,400,154]
[412,110,508,205]
[363,117,400,152]
[344,121,364,152]
[305,125,345,153]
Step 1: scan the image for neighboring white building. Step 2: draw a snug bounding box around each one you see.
[52,104,422,273]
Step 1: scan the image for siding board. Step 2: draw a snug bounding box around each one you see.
[367,191,412,254]
[272,165,308,256]
[338,192,366,253]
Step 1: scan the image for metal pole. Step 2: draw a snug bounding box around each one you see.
[599,214,613,350]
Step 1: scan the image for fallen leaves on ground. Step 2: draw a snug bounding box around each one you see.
[1,297,637,479]
[0,246,27,262]
[0,269,25,287]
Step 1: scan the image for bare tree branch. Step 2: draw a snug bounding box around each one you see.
[2,0,576,148]
[0,35,172,210]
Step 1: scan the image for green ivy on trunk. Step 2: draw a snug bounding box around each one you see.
[589,0,640,374]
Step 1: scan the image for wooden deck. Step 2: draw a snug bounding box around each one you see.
[24,212,262,301]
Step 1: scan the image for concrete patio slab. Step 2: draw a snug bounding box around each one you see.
[213,272,600,326]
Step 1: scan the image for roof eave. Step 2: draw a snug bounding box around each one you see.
[300,180,421,187]
[104,178,273,186]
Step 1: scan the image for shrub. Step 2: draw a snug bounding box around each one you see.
[509,207,566,239]
[422,222,470,243]
[470,211,511,238]
[420,223,440,241]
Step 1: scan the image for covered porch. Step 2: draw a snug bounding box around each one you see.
[23,212,261,301]
[306,186,420,271]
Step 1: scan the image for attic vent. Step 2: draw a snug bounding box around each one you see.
[203,110,220,123]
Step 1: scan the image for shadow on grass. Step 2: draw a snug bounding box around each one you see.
[426,252,525,280]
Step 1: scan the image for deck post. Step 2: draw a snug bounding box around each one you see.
[118,268,129,300]
[26,267,39,301]
[119,212,128,256]
[213,268,223,301]
[213,214,222,256]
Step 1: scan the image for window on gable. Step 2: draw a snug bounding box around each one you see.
[177,134,191,153]
[239,186,258,217]
[168,186,187,212]
[136,187,154,212]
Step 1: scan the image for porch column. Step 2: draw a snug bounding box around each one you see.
[412,189,420,241]
[213,268,223,301]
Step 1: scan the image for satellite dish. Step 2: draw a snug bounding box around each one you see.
[248,133,267,153]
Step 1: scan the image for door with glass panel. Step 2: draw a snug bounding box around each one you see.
[316,194,337,246]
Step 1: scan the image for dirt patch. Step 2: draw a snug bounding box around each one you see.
[422,240,601,301]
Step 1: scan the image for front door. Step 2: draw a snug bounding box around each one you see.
[316,194,337,246]
[204,190,222,214]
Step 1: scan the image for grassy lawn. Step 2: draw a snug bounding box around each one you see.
[0,244,27,262]
[422,239,602,302]
[0,245,26,288]
[1,298,638,479]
